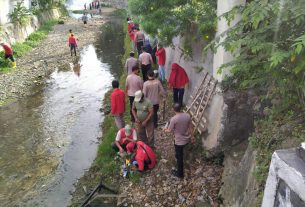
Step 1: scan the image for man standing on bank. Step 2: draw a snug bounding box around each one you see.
[168,63,189,106]
[125,51,138,75]
[155,43,166,82]
[68,34,78,56]
[143,70,166,128]
[165,103,195,178]
[111,80,126,129]
[125,66,143,122]
[132,90,154,147]
[139,46,153,82]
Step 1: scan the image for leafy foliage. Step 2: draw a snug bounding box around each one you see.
[128,0,217,46]
[249,108,305,206]
[9,0,32,25]
[213,0,305,108]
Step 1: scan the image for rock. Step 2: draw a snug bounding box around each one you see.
[178,194,186,203]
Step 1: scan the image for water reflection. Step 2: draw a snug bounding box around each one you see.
[0,4,124,205]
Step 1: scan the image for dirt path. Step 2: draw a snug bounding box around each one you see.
[0,8,115,105]
[116,93,224,207]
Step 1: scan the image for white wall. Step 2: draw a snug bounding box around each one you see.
[213,0,245,82]
[0,0,32,25]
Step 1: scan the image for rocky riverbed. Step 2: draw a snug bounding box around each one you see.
[0,8,116,106]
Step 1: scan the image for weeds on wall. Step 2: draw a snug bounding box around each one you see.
[9,0,32,26]
[208,0,305,205]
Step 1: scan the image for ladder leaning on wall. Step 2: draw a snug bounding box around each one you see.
[185,71,217,135]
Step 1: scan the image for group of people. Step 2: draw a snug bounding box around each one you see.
[107,19,194,178]
[84,1,102,10]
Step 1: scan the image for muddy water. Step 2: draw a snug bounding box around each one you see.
[0,19,124,207]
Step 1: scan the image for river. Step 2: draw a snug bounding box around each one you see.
[0,2,124,206]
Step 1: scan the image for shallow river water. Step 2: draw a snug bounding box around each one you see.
[0,5,124,207]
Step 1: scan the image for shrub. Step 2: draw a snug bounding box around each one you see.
[9,0,32,26]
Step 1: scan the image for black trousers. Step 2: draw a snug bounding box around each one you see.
[136,41,144,55]
[153,104,159,128]
[70,44,76,56]
[141,64,151,82]
[175,144,185,177]
[129,96,135,122]
[5,54,15,62]
[173,88,184,106]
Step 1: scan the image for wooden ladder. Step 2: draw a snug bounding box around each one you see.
[185,72,217,135]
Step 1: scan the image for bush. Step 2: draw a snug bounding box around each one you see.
[12,43,32,57]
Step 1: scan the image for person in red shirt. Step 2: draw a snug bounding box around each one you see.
[111,80,126,129]
[126,141,157,172]
[112,124,137,153]
[155,44,166,82]
[168,63,189,106]
[1,43,16,68]
[68,34,77,56]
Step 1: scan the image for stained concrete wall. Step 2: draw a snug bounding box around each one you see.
[262,145,305,207]
[213,0,245,82]
[0,9,61,46]
[0,0,32,25]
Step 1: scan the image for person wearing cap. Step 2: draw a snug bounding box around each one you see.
[132,90,154,146]
[164,103,195,178]
[126,141,157,172]
[125,66,143,122]
[138,46,153,82]
[112,125,137,153]
[125,51,138,75]
[1,43,16,68]
[155,43,166,82]
[111,80,126,129]
[143,70,166,128]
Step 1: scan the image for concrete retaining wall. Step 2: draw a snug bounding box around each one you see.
[0,0,32,25]
[262,145,305,207]
[0,9,61,46]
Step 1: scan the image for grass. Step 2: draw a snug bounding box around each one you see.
[91,11,146,183]
[0,19,58,72]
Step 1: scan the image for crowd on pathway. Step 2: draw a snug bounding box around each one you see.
[109,17,195,178]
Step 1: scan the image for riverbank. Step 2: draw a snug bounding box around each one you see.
[70,21,224,207]
[0,7,116,107]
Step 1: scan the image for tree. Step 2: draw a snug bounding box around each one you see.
[128,0,217,46]
[214,0,305,107]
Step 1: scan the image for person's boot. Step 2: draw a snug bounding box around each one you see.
[12,61,16,68]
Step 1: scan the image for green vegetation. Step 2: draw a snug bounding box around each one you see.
[249,108,305,206]
[9,0,32,25]
[214,0,305,108]
[0,19,57,72]
[208,0,305,205]
[128,0,217,46]
[92,15,143,183]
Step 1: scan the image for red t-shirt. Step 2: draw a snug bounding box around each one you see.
[111,88,126,115]
[155,47,166,65]
[68,36,77,46]
[2,44,13,55]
